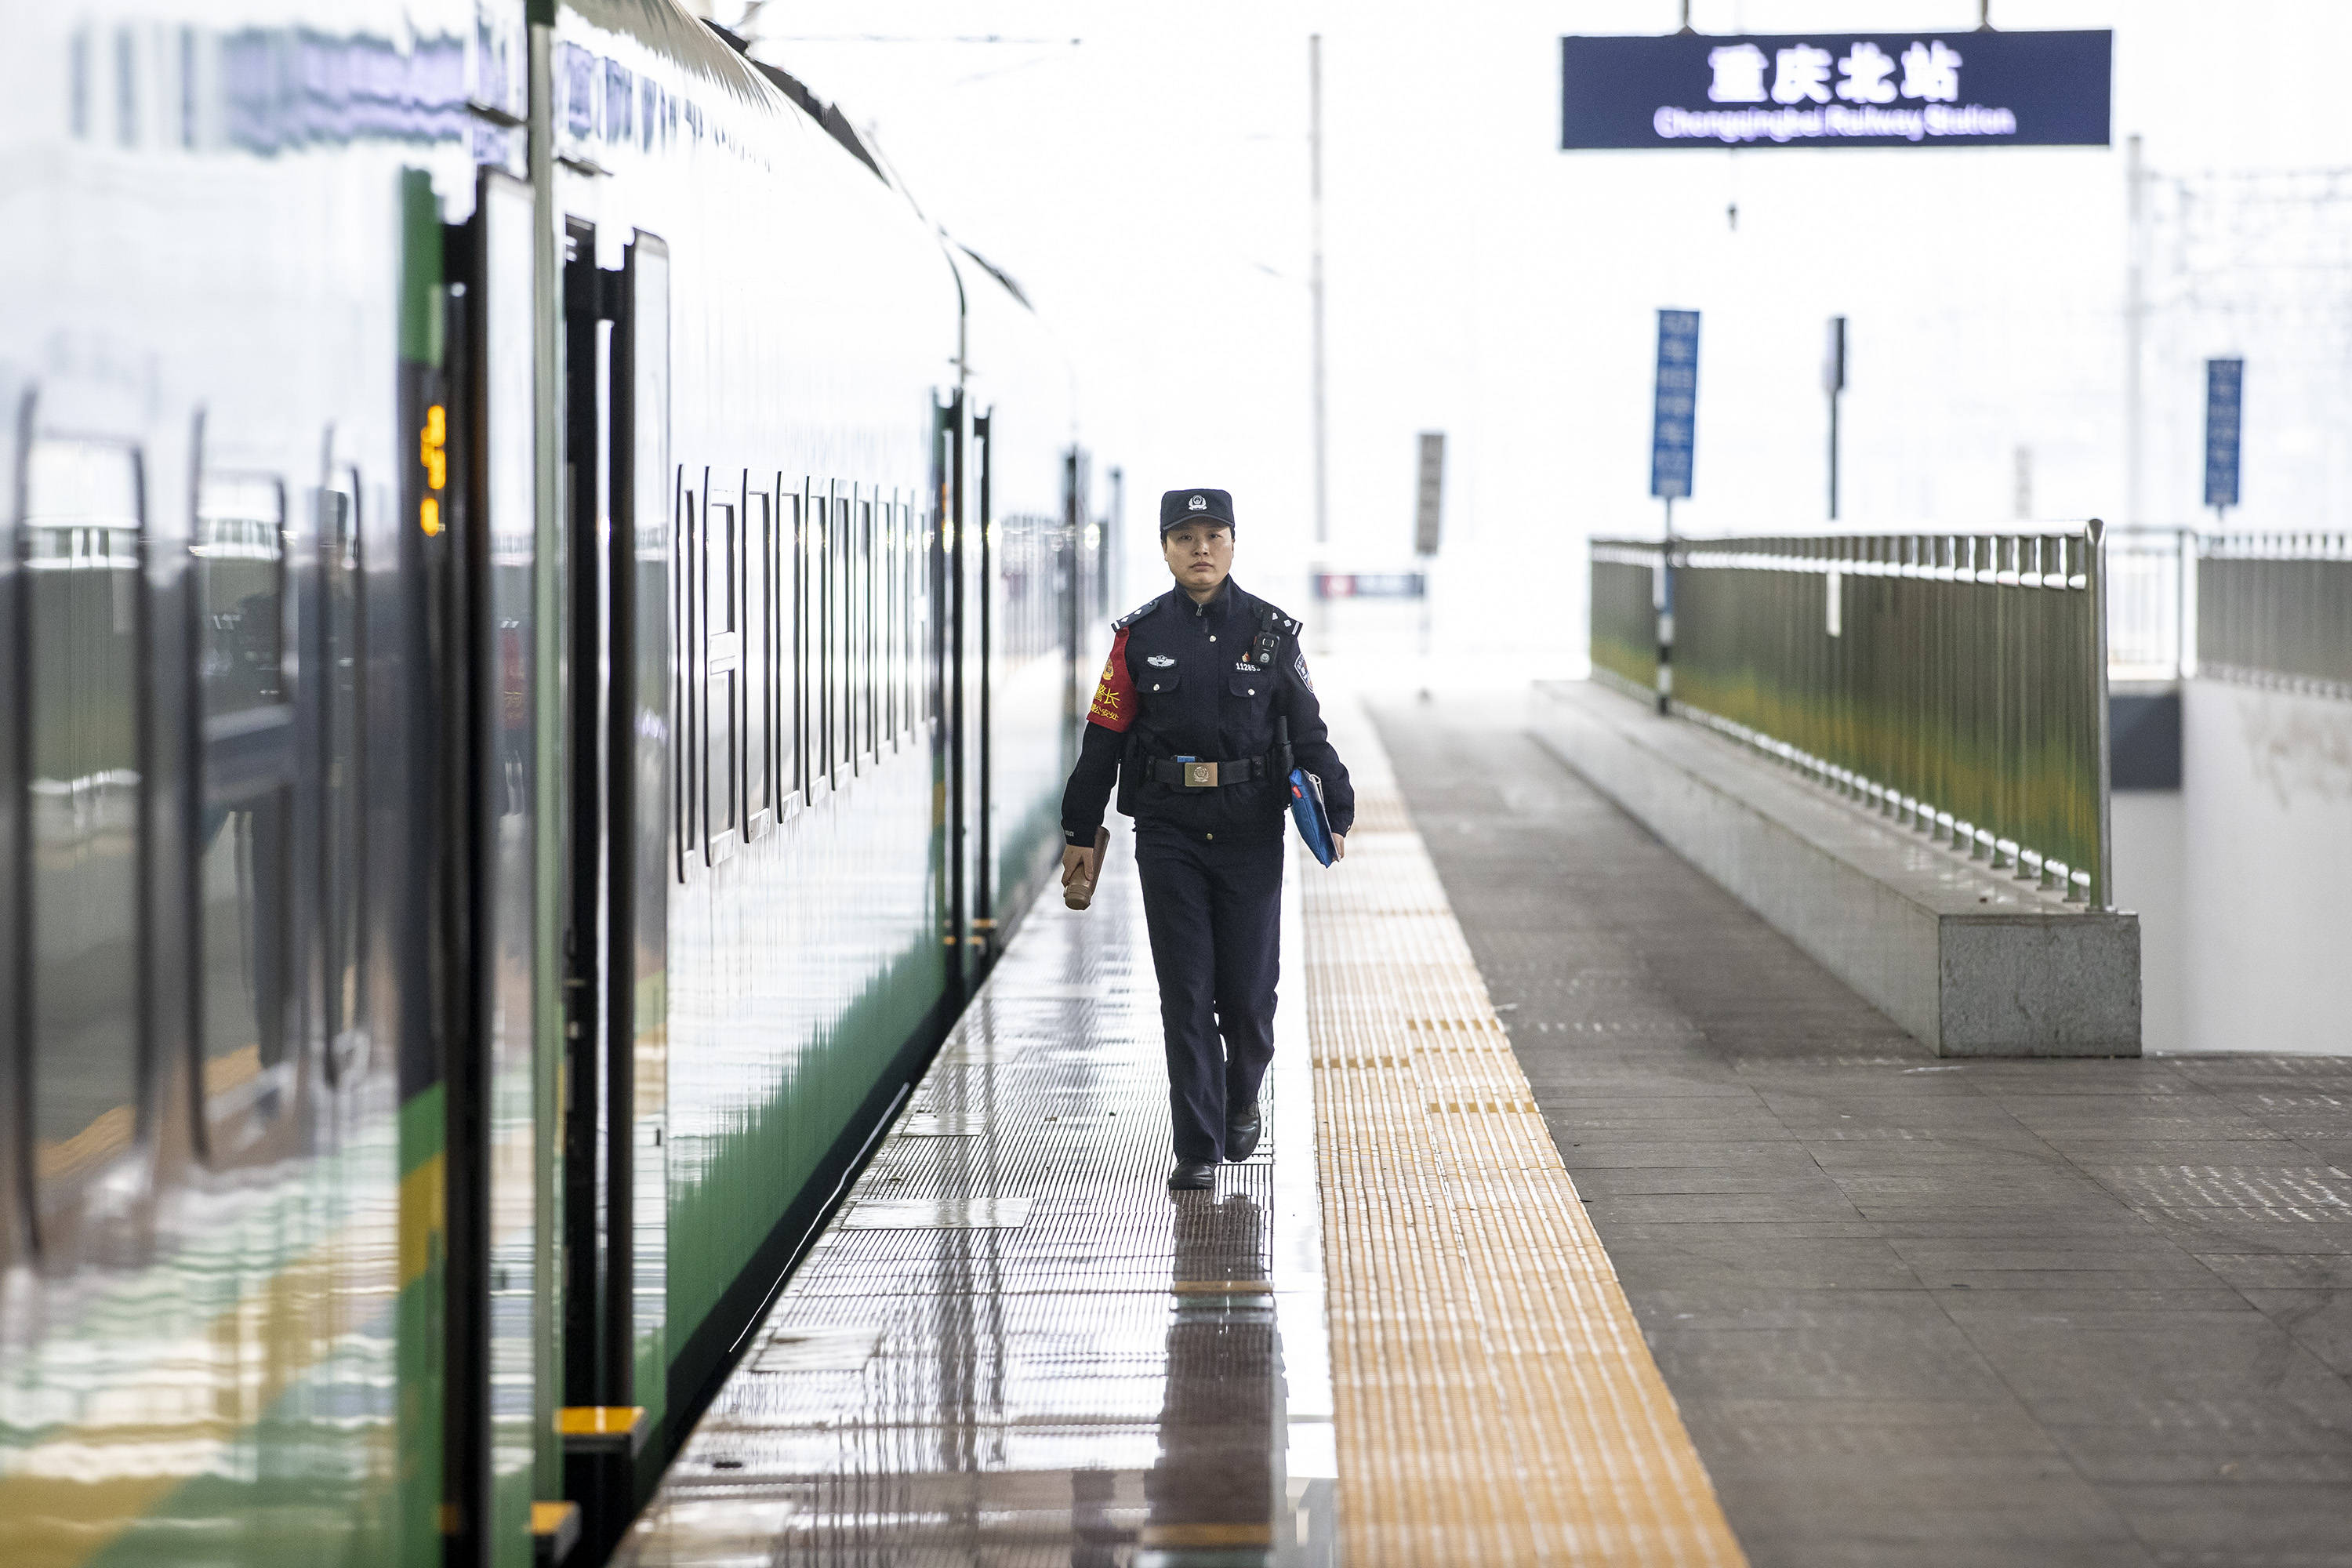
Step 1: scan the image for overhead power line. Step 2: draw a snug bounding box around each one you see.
[757,34,1083,45]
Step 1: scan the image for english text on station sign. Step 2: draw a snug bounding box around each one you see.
[1561,31,2111,151]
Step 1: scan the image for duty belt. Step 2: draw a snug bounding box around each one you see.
[1146,755,1272,789]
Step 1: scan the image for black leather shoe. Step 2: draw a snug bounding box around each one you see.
[1224,1102,1262,1163]
[1167,1160,1216,1191]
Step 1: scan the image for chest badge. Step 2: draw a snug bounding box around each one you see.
[1146,654,1175,667]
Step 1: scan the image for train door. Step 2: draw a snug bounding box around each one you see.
[971,411,995,956]
[925,400,953,980]
[940,393,978,996]
[557,216,608,1542]
[612,228,671,1526]
[393,165,449,1563]
[556,219,671,1559]
[441,167,544,1568]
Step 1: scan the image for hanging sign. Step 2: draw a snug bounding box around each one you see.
[1650,310,1700,501]
[1561,31,2111,151]
[2204,358,2243,512]
[1414,432,1445,557]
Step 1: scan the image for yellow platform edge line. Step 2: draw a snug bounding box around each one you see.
[1303,697,1750,1568]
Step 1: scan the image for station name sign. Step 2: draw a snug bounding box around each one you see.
[1561,31,2111,151]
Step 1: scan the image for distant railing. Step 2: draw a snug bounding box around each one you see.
[2198,534,2352,699]
[2105,526,2194,681]
[1587,529,2111,906]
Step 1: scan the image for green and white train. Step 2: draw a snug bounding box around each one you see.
[0,3,1112,1563]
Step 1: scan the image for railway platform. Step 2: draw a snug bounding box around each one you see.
[615,690,2352,1568]
[615,695,1740,1567]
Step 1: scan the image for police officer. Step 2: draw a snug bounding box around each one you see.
[1059,488,1352,1191]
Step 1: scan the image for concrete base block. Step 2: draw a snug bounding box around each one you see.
[1531,681,2140,1058]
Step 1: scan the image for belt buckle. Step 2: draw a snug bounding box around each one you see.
[1184,760,1218,789]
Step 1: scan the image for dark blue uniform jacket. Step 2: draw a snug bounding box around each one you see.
[1061,578,1354,845]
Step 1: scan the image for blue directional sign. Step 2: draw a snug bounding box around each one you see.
[2205,358,2243,511]
[1561,31,2112,151]
[1650,310,1700,501]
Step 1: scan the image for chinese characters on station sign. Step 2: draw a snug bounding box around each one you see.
[1651,310,1700,502]
[1561,31,2111,151]
[2205,358,2244,513]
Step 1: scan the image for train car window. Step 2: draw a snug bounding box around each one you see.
[743,488,771,838]
[906,500,918,739]
[786,495,798,790]
[905,499,918,739]
[676,484,696,873]
[882,500,898,745]
[114,27,137,147]
[622,240,674,885]
[23,438,147,1207]
[831,494,851,779]
[858,499,876,763]
[843,492,857,775]
[192,471,296,1153]
[895,500,909,741]
[703,498,739,862]
[855,495,869,765]
[814,485,833,789]
[907,499,923,739]
[321,469,366,1083]
[786,489,806,804]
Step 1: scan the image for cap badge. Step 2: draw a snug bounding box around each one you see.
[1189,495,1207,510]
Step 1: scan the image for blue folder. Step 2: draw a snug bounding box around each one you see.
[1288,768,1337,866]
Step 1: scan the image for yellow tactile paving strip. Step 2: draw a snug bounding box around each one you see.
[1303,699,1748,1567]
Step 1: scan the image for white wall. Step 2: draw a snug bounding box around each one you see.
[2180,681,2352,1054]
[2110,789,2184,1056]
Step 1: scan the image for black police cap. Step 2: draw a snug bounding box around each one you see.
[1159,488,1236,535]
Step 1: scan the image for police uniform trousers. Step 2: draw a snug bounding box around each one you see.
[1132,822,1284,1163]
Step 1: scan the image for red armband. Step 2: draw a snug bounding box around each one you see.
[1086,627,1137,733]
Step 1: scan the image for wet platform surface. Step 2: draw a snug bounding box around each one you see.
[616,822,1336,1567]
[1375,695,2352,1568]
[619,696,1751,1567]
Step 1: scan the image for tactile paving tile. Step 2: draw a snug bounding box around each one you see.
[616,826,1330,1568]
[1301,699,1749,1567]
[2090,1163,2352,1218]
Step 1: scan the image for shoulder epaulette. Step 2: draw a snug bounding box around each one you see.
[1112,595,1163,632]
[1253,601,1303,637]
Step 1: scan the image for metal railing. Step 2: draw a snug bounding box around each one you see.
[2198,533,2352,699]
[1589,542,1664,697]
[1587,528,2111,906]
